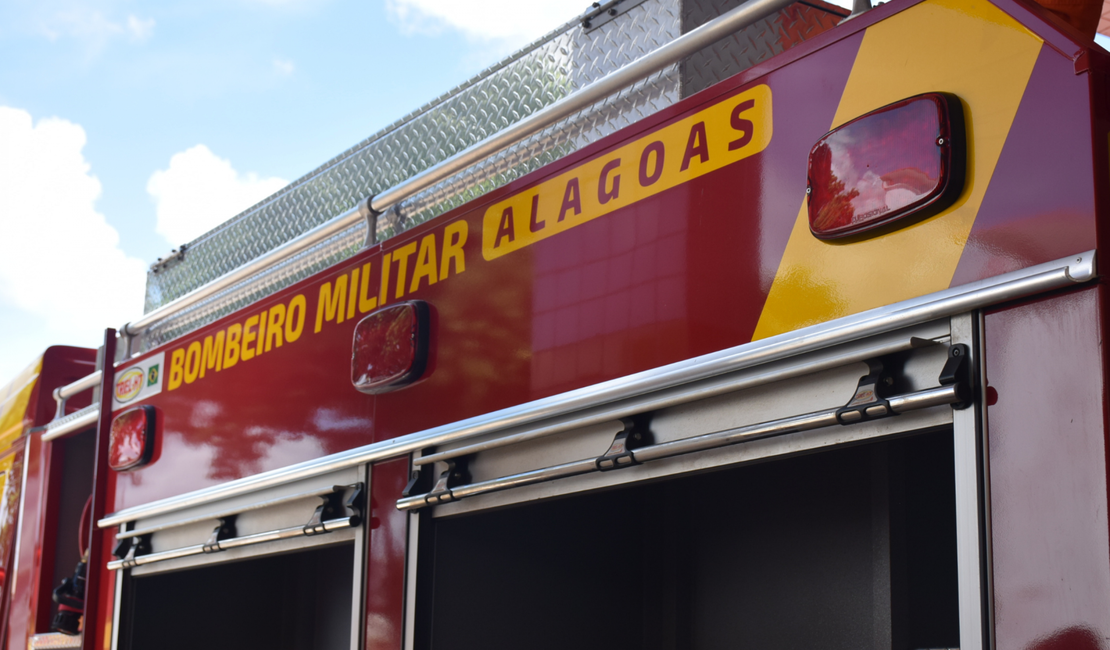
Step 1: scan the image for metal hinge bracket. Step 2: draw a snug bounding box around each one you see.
[596,415,653,471]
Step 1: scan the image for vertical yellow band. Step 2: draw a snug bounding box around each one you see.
[753,0,1042,339]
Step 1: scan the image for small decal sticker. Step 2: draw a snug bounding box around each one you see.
[112,352,165,412]
[114,369,145,403]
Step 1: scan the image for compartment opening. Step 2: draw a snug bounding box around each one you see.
[416,428,960,650]
[40,427,97,634]
[120,542,354,650]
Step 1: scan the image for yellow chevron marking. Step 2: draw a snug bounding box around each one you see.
[753,0,1042,340]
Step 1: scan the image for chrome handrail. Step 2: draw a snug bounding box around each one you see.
[52,370,101,419]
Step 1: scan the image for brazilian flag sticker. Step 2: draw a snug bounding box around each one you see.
[147,364,160,387]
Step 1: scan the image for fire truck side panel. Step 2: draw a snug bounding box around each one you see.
[365,458,409,650]
[984,285,1110,650]
[104,29,866,510]
[79,6,1110,648]
[371,30,865,442]
[106,0,1105,521]
[107,258,384,509]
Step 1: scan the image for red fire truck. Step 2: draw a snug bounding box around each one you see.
[2,0,1108,647]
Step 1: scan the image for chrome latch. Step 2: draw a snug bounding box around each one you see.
[938,344,972,410]
[837,358,896,424]
[422,458,470,506]
[305,483,365,535]
[202,517,236,553]
[595,416,652,471]
[112,534,151,569]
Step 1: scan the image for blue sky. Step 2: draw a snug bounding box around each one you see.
[0,0,1098,388]
[0,0,606,385]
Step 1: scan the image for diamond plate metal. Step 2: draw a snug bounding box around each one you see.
[681,0,844,97]
[136,0,841,352]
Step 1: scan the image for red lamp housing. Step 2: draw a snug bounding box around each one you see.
[351,301,430,395]
[109,405,156,471]
[807,92,965,240]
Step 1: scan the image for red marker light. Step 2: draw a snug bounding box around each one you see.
[807,93,965,240]
[351,301,430,394]
[109,406,155,471]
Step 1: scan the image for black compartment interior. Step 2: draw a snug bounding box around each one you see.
[122,542,353,650]
[417,430,960,650]
[42,428,97,633]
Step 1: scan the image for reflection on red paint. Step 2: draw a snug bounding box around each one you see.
[109,407,153,471]
[808,93,962,239]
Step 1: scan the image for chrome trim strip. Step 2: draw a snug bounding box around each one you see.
[398,384,962,510]
[368,0,794,213]
[118,0,793,340]
[98,250,1096,529]
[951,313,988,649]
[42,405,99,442]
[412,326,950,468]
[106,516,357,571]
[116,484,346,540]
[28,633,83,649]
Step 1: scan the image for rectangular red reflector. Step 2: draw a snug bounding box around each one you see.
[807,92,964,240]
[351,301,430,395]
[109,405,155,471]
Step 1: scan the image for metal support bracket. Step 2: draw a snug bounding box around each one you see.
[581,0,648,31]
[423,458,470,506]
[343,483,365,527]
[305,483,365,535]
[836,358,896,425]
[596,416,653,471]
[359,197,380,248]
[938,343,972,410]
[202,517,237,553]
[112,534,151,569]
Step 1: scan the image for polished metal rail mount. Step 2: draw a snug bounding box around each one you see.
[396,345,973,511]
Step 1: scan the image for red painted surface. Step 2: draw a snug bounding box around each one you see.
[984,287,1110,650]
[8,3,1103,650]
[30,347,98,426]
[365,458,409,650]
[105,27,866,512]
[951,44,1097,284]
[99,0,1110,520]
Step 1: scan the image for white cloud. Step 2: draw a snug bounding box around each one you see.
[273,57,295,76]
[147,145,288,246]
[386,0,586,44]
[0,107,148,378]
[39,9,155,53]
[126,15,155,42]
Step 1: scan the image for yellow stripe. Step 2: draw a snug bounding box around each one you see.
[753,0,1042,339]
[482,84,773,260]
[0,356,42,452]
